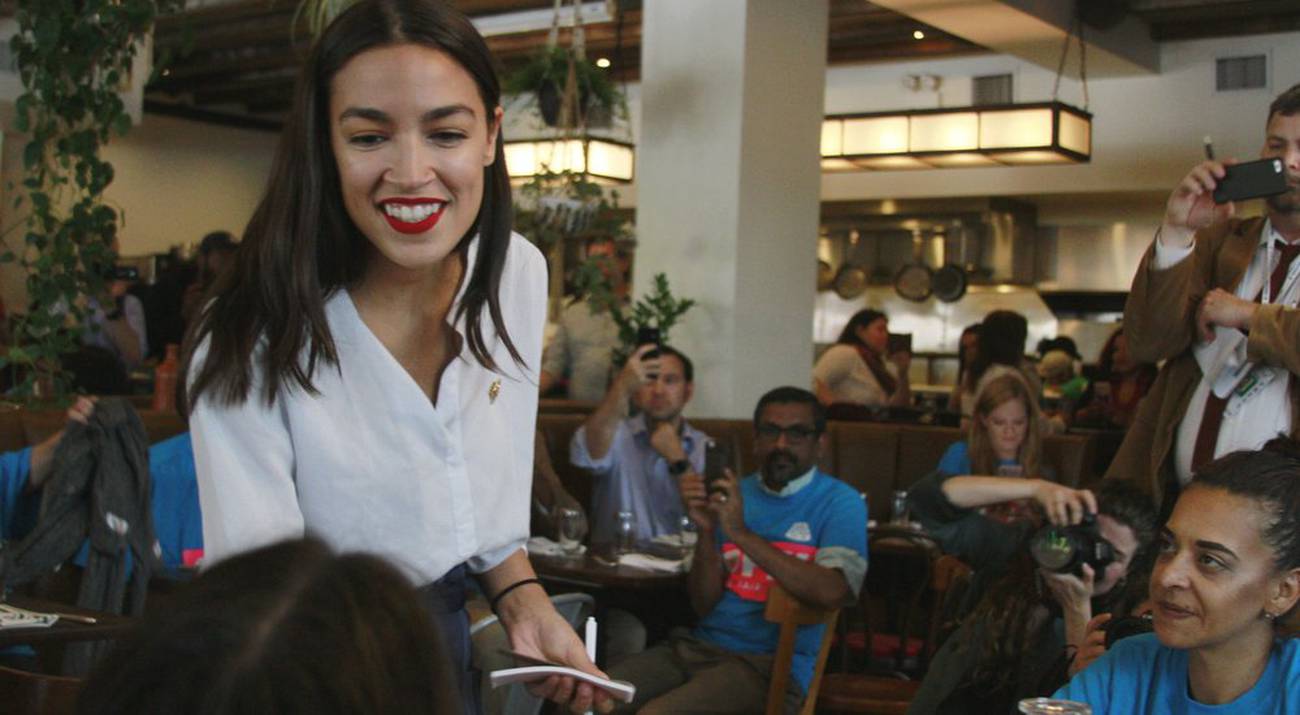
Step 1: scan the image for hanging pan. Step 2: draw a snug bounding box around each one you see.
[894,230,933,303]
[933,222,971,303]
[833,263,869,300]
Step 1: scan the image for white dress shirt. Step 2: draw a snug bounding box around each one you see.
[189,233,547,584]
[1157,220,1297,485]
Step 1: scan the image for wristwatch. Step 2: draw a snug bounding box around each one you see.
[667,459,691,476]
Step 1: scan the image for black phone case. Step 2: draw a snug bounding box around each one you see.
[1213,158,1288,204]
[704,441,731,490]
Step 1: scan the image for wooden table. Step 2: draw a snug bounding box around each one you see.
[0,597,136,648]
[531,551,687,592]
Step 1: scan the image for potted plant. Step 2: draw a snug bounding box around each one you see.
[504,45,624,129]
[2,0,182,400]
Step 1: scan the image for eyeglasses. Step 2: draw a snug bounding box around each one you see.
[756,424,819,445]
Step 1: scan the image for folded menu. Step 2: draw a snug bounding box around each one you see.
[0,603,58,629]
[489,666,636,703]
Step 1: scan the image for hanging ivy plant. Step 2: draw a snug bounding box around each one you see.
[2,0,183,399]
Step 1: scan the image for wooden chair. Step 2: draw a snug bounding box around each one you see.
[763,582,840,715]
[0,665,82,715]
[816,554,973,714]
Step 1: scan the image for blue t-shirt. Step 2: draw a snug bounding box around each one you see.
[693,470,868,693]
[1054,633,1300,714]
[0,447,38,543]
[936,441,1020,477]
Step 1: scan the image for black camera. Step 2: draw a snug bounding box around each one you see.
[1103,613,1154,649]
[1029,513,1114,576]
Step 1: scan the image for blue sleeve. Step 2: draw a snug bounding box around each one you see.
[570,422,624,475]
[0,447,37,542]
[149,433,204,570]
[816,481,868,557]
[936,441,971,476]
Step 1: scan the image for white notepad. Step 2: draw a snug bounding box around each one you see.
[488,666,636,703]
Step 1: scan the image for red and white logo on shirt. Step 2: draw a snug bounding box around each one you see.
[722,540,817,602]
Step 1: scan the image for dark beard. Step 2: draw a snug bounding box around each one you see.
[761,450,802,489]
[1268,186,1300,215]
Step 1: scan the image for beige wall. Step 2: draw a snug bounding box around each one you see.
[0,114,276,312]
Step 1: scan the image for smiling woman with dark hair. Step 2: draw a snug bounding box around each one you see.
[1054,439,1300,713]
[180,1,607,712]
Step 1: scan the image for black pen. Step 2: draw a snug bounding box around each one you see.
[1203,136,1215,160]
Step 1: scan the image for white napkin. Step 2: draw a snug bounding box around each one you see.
[527,536,585,557]
[617,552,686,573]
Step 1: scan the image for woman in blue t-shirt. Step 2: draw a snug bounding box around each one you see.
[1054,439,1300,714]
[935,373,1045,524]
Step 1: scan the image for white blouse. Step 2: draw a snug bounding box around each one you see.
[812,344,897,407]
[189,234,547,585]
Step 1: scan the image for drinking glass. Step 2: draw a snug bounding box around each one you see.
[556,508,585,556]
[615,510,637,556]
[677,515,698,558]
[1018,698,1091,714]
[889,489,910,525]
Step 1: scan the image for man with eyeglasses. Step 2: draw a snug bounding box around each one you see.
[607,387,868,714]
[571,343,709,545]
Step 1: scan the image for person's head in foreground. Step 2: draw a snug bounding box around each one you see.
[1054,438,1300,710]
[78,538,458,715]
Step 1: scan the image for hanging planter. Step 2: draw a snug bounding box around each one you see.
[505,45,619,129]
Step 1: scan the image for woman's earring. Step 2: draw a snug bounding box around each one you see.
[1262,611,1277,622]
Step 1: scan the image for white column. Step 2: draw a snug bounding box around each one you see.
[634,0,828,418]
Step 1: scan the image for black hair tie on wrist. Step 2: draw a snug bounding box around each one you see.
[490,577,544,614]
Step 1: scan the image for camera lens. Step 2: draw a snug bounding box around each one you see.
[1030,527,1078,572]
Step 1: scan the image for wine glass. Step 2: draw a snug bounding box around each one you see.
[615,510,637,556]
[677,515,698,558]
[556,508,585,556]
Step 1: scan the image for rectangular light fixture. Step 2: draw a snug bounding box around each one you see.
[821,101,1091,171]
[504,137,635,183]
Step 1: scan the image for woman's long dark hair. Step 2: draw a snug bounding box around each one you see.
[960,481,1157,697]
[969,310,1028,386]
[835,309,886,350]
[183,0,521,411]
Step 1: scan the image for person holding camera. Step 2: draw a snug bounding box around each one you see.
[907,472,1156,714]
[571,343,708,545]
[813,309,911,410]
[1056,439,1300,712]
[1107,82,1300,510]
[607,387,867,714]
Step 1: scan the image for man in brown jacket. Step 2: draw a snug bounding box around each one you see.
[1106,83,1300,512]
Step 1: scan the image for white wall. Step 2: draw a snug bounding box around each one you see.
[102,114,277,256]
[0,113,276,311]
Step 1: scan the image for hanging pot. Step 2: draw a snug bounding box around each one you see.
[933,264,968,302]
[894,230,933,303]
[538,79,563,127]
[817,260,835,291]
[833,264,869,300]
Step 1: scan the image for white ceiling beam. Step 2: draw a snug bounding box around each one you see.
[871,0,1160,77]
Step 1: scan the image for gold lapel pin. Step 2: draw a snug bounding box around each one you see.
[488,379,501,404]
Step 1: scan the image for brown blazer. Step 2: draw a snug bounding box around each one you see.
[1105,216,1300,507]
